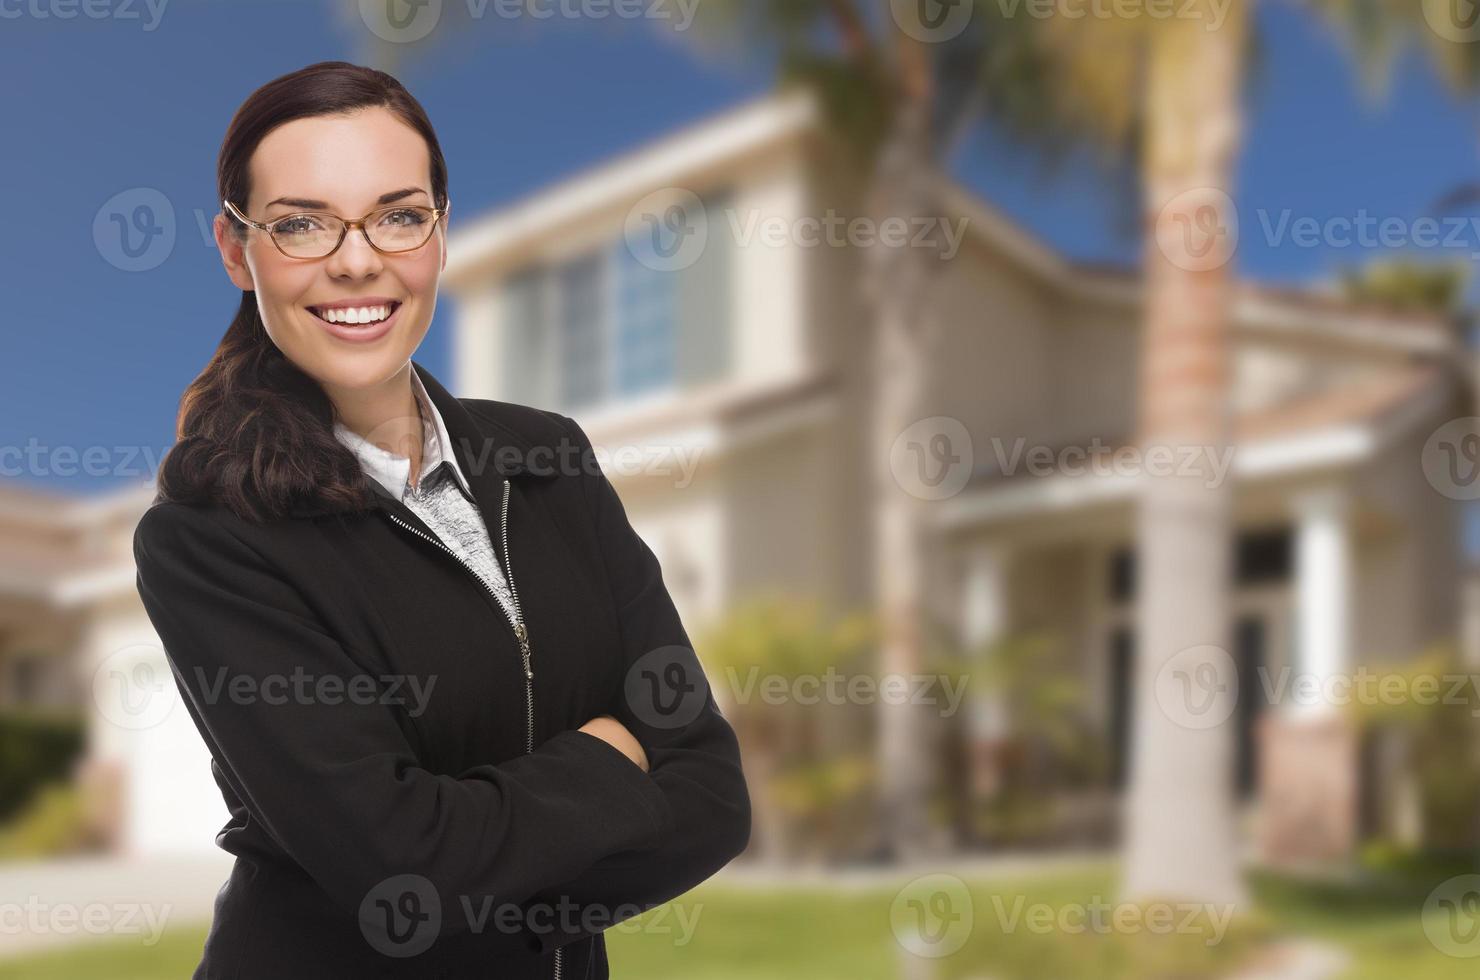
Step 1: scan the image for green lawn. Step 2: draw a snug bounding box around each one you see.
[0,866,1471,979]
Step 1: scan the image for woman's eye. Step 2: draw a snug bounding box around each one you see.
[378,208,427,227]
[276,216,323,235]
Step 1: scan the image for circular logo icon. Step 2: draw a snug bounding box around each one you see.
[92,644,175,731]
[890,416,973,501]
[359,0,442,43]
[1424,874,1480,957]
[1423,0,1480,43]
[623,188,708,272]
[93,188,175,273]
[1154,187,1238,273]
[360,409,431,464]
[889,0,973,43]
[624,645,709,730]
[890,873,972,958]
[360,873,441,958]
[1422,417,1480,501]
[1154,644,1238,730]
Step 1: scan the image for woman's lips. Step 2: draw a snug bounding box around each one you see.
[308,301,402,344]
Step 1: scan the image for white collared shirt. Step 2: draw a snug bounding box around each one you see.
[332,370,518,623]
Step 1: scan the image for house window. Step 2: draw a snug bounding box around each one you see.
[1107,547,1135,605]
[1465,500,1480,566]
[1234,528,1292,586]
[614,239,677,397]
[558,251,606,408]
[12,656,40,703]
[499,189,733,411]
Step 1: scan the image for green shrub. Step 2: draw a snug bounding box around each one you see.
[0,709,86,823]
[0,781,104,859]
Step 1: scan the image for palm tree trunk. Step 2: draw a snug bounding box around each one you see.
[871,38,942,864]
[1122,2,1250,910]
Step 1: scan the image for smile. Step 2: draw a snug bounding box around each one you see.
[306,299,404,343]
[307,300,402,325]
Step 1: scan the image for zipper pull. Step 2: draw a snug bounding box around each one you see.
[515,622,533,678]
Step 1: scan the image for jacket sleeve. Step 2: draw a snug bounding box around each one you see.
[132,500,675,938]
[514,415,752,953]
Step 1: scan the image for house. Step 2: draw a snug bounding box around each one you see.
[439,90,1473,860]
[2,90,1469,865]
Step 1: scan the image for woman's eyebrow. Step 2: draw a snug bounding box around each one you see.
[263,187,430,210]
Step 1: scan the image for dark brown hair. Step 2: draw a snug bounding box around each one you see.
[153,61,450,523]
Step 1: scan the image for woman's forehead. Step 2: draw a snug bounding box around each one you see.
[249,110,431,212]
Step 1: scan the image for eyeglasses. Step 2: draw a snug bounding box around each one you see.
[222,198,451,259]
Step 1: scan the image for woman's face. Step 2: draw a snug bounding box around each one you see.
[214,106,446,397]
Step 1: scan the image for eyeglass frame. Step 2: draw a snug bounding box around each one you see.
[221,198,452,258]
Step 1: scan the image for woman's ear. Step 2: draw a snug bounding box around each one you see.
[214,212,256,292]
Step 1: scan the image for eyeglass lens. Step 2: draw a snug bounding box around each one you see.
[271,207,437,257]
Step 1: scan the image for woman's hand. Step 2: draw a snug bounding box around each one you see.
[578,714,649,773]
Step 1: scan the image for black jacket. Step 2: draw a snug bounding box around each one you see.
[132,360,752,979]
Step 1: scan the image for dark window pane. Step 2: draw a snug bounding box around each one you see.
[557,251,605,407]
[1235,528,1292,586]
[1108,547,1135,604]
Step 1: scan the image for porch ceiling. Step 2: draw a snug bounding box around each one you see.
[937,364,1453,531]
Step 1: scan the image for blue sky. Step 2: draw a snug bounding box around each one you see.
[3,0,1476,495]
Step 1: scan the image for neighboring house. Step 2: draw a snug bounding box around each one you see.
[441,90,1472,858]
[0,481,228,858]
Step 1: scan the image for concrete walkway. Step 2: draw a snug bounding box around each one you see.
[715,848,1115,890]
[0,851,233,960]
[1224,941,1351,980]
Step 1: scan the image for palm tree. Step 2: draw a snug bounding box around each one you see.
[1118,2,1250,910]
[681,1,1105,861]
[991,0,1253,909]
[1114,0,1478,907]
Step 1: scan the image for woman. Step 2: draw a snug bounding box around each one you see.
[133,61,750,979]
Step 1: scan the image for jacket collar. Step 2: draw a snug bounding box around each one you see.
[412,359,546,480]
[331,365,476,503]
[289,360,546,521]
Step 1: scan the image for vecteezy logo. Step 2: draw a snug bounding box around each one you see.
[624,645,708,730]
[890,874,972,958]
[359,0,442,43]
[92,645,175,730]
[1154,644,1238,730]
[360,873,441,958]
[1424,874,1480,957]
[889,0,973,43]
[623,188,708,272]
[1424,0,1480,42]
[1422,418,1480,501]
[889,417,973,501]
[93,188,175,272]
[1154,187,1238,273]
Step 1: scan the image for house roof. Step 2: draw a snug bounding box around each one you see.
[0,480,154,528]
[444,89,1459,356]
[0,481,155,605]
[443,93,819,287]
[938,363,1456,530]
[1235,364,1442,444]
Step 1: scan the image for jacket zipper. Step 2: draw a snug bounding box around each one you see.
[381,479,564,980]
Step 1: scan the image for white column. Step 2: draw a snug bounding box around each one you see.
[450,282,500,399]
[1293,487,1352,717]
[961,542,1009,740]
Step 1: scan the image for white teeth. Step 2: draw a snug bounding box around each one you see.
[316,304,393,325]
